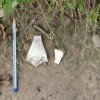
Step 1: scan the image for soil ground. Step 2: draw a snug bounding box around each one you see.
[0,3,100,100]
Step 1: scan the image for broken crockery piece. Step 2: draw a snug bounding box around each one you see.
[26,35,48,67]
[54,49,65,64]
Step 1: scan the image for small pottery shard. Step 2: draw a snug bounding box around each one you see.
[26,35,48,67]
[54,49,65,64]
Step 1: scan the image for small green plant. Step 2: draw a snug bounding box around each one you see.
[0,0,36,16]
[87,5,100,33]
[46,0,100,33]
[0,0,100,34]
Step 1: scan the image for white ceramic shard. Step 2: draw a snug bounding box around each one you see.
[26,35,48,67]
[54,49,65,64]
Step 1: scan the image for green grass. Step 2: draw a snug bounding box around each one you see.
[0,0,36,16]
[0,0,99,30]
[0,0,100,48]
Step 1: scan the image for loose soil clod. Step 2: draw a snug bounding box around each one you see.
[0,73,12,86]
[0,73,12,95]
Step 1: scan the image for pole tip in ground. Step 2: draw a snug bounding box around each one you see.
[13,88,18,93]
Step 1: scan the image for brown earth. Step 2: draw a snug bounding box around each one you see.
[0,3,100,100]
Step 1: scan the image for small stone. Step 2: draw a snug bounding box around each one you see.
[36,86,41,92]
[92,34,100,48]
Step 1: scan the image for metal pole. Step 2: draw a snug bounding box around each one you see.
[12,19,18,92]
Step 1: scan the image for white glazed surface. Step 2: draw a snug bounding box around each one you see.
[26,35,48,67]
[54,49,64,64]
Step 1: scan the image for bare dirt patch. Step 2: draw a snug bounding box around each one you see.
[0,3,100,100]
